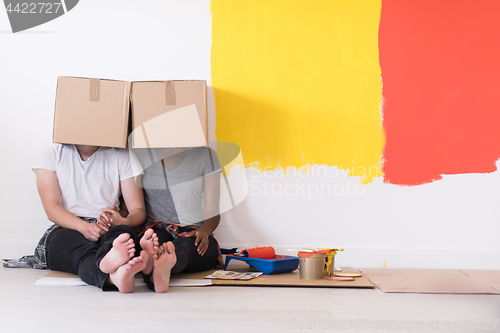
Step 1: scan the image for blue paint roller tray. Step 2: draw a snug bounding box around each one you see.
[224,255,299,275]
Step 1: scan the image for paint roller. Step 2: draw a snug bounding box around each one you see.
[240,246,276,259]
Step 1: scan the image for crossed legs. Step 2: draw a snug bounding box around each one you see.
[46,225,216,293]
[101,234,148,293]
[46,225,147,293]
[140,228,176,293]
[139,227,219,293]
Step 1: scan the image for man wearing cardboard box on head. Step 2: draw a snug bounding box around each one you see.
[21,77,148,292]
[127,80,223,293]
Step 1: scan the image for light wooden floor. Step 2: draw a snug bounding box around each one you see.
[1,265,499,333]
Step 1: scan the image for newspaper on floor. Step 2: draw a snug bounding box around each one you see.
[205,270,263,280]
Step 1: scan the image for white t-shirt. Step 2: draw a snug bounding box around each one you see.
[33,144,143,219]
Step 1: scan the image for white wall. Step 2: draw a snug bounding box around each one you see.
[0,0,213,253]
[218,165,500,269]
[0,0,498,269]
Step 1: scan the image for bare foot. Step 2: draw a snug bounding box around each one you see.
[139,228,159,275]
[152,242,177,293]
[109,250,148,293]
[99,233,135,273]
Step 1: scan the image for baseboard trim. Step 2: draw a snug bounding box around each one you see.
[0,239,38,260]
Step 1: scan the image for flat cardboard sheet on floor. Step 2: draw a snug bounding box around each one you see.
[42,267,373,288]
[460,270,500,293]
[360,268,500,294]
[174,266,375,288]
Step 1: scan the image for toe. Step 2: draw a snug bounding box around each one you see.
[166,242,175,253]
[118,233,131,242]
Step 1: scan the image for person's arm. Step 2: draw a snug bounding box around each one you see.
[118,196,129,218]
[186,172,221,255]
[100,177,146,228]
[200,172,221,233]
[36,169,107,242]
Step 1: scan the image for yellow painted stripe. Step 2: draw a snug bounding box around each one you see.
[212,0,384,183]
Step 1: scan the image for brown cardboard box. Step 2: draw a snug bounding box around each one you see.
[53,77,131,148]
[130,80,207,148]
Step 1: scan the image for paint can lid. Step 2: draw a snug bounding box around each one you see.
[335,273,362,278]
[328,276,355,281]
[298,251,327,258]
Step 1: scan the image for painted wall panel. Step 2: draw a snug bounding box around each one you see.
[212,0,384,183]
[380,0,500,185]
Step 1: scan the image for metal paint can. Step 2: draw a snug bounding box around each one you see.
[298,252,326,279]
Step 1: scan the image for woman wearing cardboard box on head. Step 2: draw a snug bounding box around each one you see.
[108,80,223,293]
[32,143,148,292]
[119,146,222,293]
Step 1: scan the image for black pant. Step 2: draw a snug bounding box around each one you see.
[142,227,219,290]
[46,225,139,291]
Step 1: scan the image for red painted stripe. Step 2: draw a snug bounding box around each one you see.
[380,0,500,185]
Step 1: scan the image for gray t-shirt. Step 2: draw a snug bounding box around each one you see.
[137,147,222,227]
